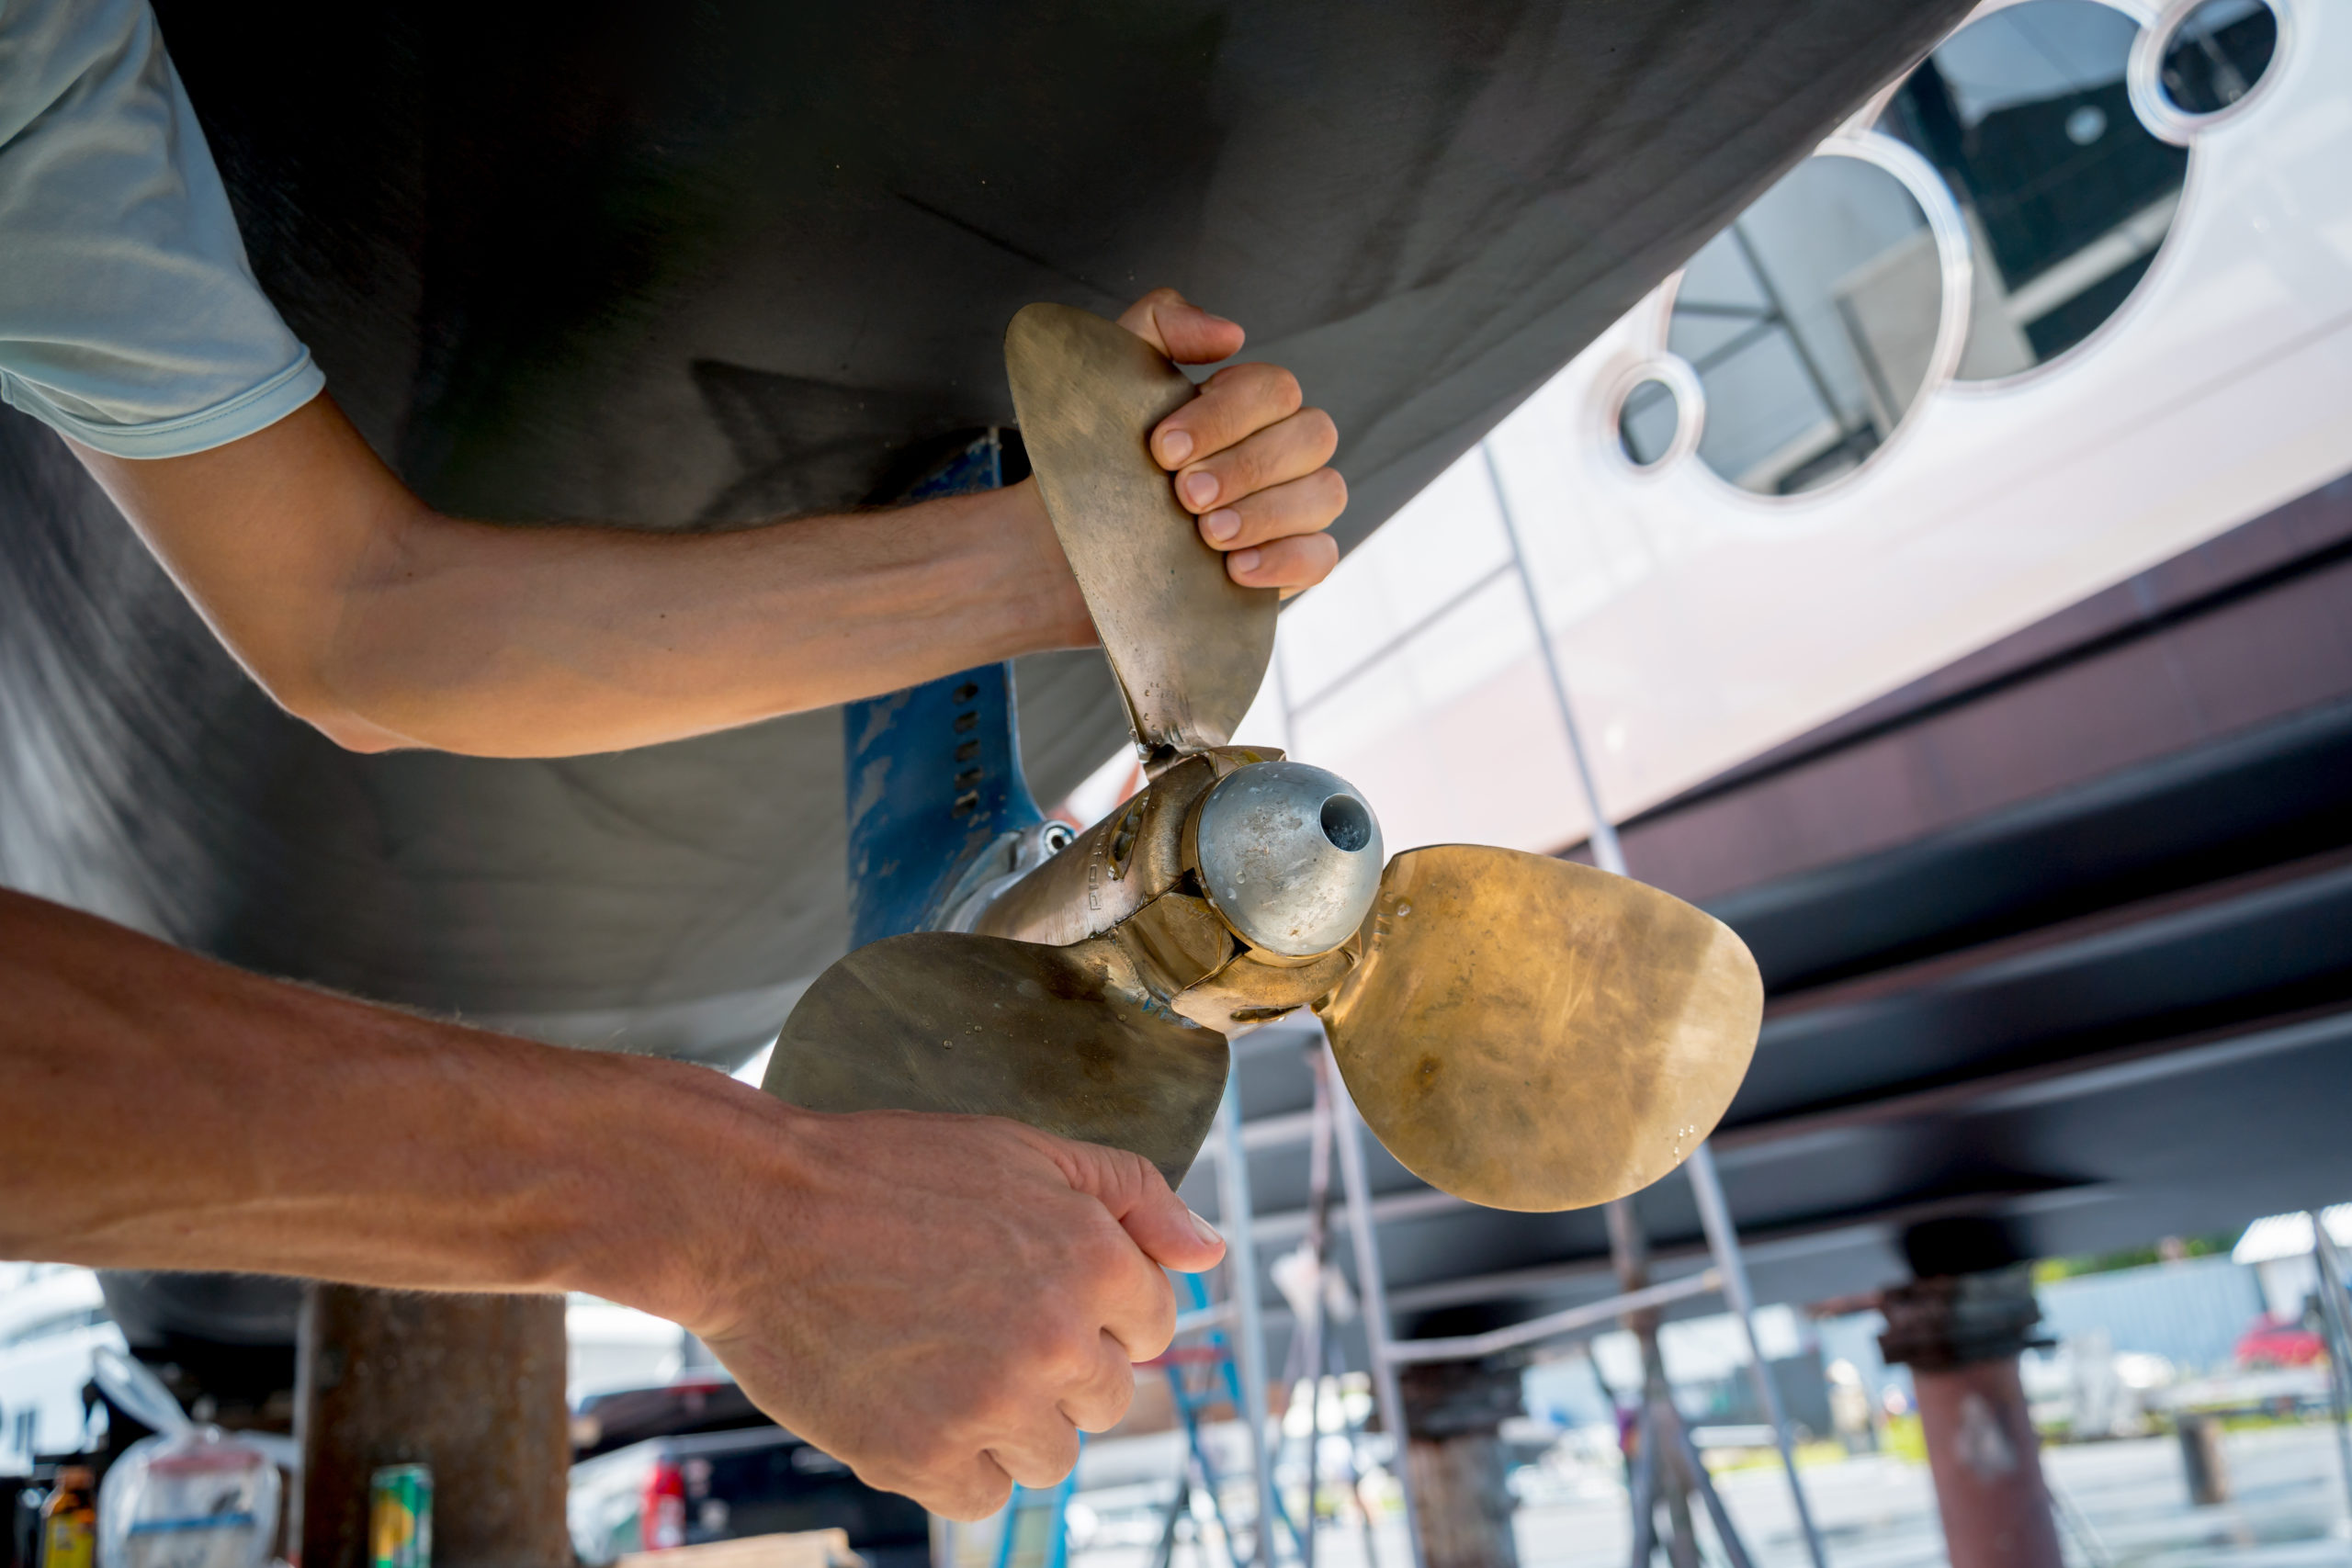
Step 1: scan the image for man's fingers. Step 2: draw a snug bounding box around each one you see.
[894,1449,1012,1523]
[1198,468,1348,553]
[1153,362,1302,469]
[986,1414,1084,1490]
[1024,1131,1220,1359]
[1170,406,1338,515]
[909,1337,1123,1513]
[1115,292,1344,588]
[1227,532,1340,594]
[1060,1329,1141,1433]
[1117,287,1244,366]
[1046,1134,1227,1278]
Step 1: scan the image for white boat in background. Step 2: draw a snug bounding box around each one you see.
[0,1266,117,1469]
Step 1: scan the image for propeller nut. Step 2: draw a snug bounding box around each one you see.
[1191,761,1384,957]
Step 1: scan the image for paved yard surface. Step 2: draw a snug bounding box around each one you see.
[1052,1423,2352,1567]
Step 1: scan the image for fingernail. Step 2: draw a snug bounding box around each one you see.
[1159,428,1193,466]
[1204,509,1240,543]
[1188,1209,1223,1246]
[1231,547,1261,576]
[1182,472,1219,509]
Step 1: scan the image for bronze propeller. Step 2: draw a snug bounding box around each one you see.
[765,302,1761,1212]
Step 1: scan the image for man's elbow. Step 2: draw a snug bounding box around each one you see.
[253,661,413,754]
[300,706,410,753]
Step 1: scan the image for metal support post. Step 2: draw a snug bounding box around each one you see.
[2306,1213,2352,1533]
[1330,1048,1427,1568]
[295,1287,570,1568]
[1217,1079,1279,1564]
[1396,1358,1527,1568]
[1687,1145,1830,1568]
[1487,439,1822,1563]
[1877,1269,2064,1568]
[2176,1414,2231,1506]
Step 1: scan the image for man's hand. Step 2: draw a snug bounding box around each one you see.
[1118,288,1345,597]
[687,1107,1224,1519]
[0,886,1225,1522]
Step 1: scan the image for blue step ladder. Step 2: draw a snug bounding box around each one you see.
[1152,1272,1303,1565]
[992,1444,1084,1568]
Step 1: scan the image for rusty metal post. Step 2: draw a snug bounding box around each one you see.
[295,1285,571,1568]
[1396,1357,1523,1568]
[1878,1269,2064,1568]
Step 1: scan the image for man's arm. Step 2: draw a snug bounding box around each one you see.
[0,886,1223,1517]
[66,291,1344,757]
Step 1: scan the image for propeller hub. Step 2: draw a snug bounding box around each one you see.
[1192,761,1384,957]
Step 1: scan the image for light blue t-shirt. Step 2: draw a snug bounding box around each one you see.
[0,0,322,457]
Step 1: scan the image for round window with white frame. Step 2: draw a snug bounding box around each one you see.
[1871,0,2278,380]
[1594,0,2290,495]
[1663,144,1961,497]
[2153,0,2279,118]
[1615,377,1682,469]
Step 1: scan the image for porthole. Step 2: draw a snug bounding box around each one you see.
[1667,153,1946,496]
[1880,0,2187,378]
[1616,378,1682,468]
[2157,0,2278,117]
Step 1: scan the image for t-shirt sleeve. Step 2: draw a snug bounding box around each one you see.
[0,0,322,458]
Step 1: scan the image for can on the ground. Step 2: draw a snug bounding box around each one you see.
[41,1466,97,1568]
[368,1463,433,1568]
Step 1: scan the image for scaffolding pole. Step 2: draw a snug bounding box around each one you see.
[1384,1271,1724,1365]
[1688,1144,1831,1568]
[2306,1213,2352,1536]
[1480,443,1627,880]
[1217,1079,1280,1564]
[1484,440,1829,1568]
[1330,1055,1428,1568]
[1278,575,1421,1568]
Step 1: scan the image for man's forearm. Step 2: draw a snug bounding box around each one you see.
[76,398,1093,757]
[322,476,1092,756]
[0,886,763,1329]
[1,886,1227,1517]
[69,293,1343,760]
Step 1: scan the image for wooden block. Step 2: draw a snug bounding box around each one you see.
[616,1529,865,1568]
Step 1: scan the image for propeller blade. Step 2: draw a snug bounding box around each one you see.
[1005,303,1277,761]
[763,931,1230,1188]
[1319,846,1761,1213]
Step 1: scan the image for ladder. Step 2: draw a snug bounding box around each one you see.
[1145,1271,1266,1565]
[991,1446,1082,1568]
